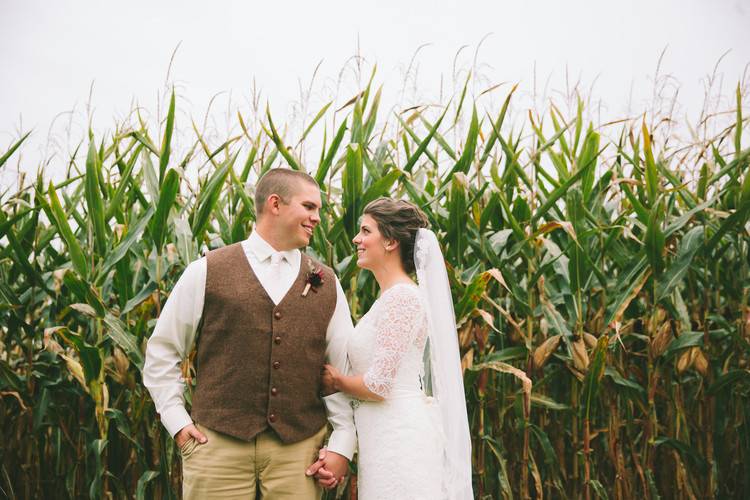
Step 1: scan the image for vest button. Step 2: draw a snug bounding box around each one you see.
[273,361,281,369]
[274,336,282,345]
[269,413,277,423]
[274,311,282,319]
[271,387,278,396]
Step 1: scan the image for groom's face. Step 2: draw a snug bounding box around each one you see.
[276,180,322,249]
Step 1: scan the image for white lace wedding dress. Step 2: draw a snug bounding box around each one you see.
[348,283,446,500]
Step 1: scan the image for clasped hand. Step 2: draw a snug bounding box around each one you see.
[306,447,348,489]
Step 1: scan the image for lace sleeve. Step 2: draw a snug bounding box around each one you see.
[363,285,425,398]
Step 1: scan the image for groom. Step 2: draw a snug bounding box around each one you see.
[143,168,354,498]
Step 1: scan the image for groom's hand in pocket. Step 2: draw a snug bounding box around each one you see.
[175,423,208,448]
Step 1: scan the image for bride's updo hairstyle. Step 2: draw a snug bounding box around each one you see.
[363,197,429,273]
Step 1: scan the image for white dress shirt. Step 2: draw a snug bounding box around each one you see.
[143,231,357,459]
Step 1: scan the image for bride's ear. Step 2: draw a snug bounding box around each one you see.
[384,239,399,253]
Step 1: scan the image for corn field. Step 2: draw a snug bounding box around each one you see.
[1,72,750,499]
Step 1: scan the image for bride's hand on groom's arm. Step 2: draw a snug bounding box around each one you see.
[321,364,341,395]
[174,423,207,448]
[323,365,384,402]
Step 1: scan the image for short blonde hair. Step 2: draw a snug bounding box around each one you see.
[254,169,318,215]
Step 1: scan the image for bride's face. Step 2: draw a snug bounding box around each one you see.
[352,214,392,271]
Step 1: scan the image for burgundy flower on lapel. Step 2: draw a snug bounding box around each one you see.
[302,260,325,297]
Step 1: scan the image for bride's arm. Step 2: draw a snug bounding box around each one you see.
[323,286,424,401]
[323,365,383,401]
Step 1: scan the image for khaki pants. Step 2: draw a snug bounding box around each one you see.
[181,424,327,499]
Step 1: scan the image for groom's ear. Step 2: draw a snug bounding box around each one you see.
[266,194,282,215]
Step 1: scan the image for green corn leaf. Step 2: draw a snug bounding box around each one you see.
[662,331,704,359]
[605,256,650,326]
[229,166,255,218]
[444,105,479,181]
[580,335,609,419]
[260,147,279,176]
[191,156,234,241]
[708,369,750,395]
[396,114,439,168]
[362,168,403,207]
[56,329,102,384]
[530,148,599,224]
[362,86,382,143]
[101,207,154,277]
[655,225,704,302]
[141,149,160,203]
[620,182,649,224]
[542,298,573,337]
[63,270,107,317]
[530,395,571,412]
[735,83,743,159]
[85,141,107,255]
[0,131,31,168]
[704,195,750,253]
[239,141,258,183]
[48,181,88,278]
[298,101,332,145]
[572,97,584,156]
[418,114,457,160]
[122,281,158,316]
[455,271,492,325]
[663,197,716,238]
[105,144,143,221]
[589,480,610,500]
[316,119,347,184]
[135,471,160,500]
[479,84,518,168]
[567,188,589,295]
[4,225,47,290]
[453,71,472,125]
[342,144,363,239]
[644,200,665,275]
[654,437,708,473]
[265,107,302,171]
[129,130,159,156]
[103,313,144,370]
[150,168,180,254]
[403,102,450,173]
[642,120,659,205]
[447,174,469,262]
[604,367,645,395]
[706,148,750,187]
[495,190,525,240]
[105,408,142,451]
[577,126,600,201]
[482,346,528,363]
[159,90,176,183]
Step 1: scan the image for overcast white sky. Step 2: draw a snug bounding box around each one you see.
[1,0,749,186]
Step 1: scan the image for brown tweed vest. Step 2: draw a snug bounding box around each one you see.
[191,242,337,443]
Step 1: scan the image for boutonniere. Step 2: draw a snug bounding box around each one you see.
[302,260,325,297]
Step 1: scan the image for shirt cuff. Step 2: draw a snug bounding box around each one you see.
[322,393,357,460]
[326,429,357,461]
[160,405,193,438]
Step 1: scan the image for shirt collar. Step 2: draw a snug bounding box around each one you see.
[247,231,299,264]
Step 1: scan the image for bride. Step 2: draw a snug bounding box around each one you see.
[319,197,473,499]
